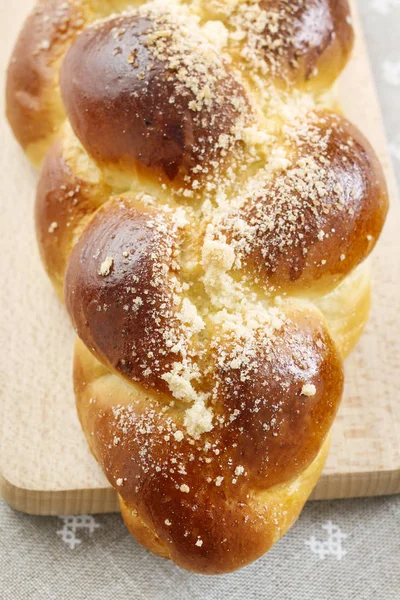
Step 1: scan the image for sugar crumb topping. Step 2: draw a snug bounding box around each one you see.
[99,256,113,277]
[48,221,58,233]
[70,1,359,508]
[184,399,214,439]
[301,384,317,397]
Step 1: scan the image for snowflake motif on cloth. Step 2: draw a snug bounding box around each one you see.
[304,520,347,560]
[56,515,101,549]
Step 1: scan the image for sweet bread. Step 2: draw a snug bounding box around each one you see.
[7,0,388,574]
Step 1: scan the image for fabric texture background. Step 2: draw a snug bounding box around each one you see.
[1,1,399,598]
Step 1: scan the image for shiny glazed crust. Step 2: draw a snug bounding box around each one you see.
[7,0,388,574]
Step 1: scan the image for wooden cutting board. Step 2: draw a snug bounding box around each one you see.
[1,1,399,516]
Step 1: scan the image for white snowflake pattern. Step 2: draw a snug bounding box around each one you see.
[305,520,348,560]
[56,515,101,549]
[369,0,400,14]
[382,60,400,86]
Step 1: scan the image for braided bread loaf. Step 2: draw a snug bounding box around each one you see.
[7,0,388,574]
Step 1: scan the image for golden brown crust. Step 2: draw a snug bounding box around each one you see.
[315,262,371,358]
[118,497,170,560]
[60,10,251,181]
[279,0,354,88]
[65,197,185,392]
[35,137,111,295]
[6,0,87,164]
[6,0,389,576]
[210,311,343,488]
[216,111,389,294]
[205,0,353,90]
[6,0,137,164]
[118,437,330,573]
[74,337,335,574]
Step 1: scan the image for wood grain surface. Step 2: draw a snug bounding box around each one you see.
[0,1,399,516]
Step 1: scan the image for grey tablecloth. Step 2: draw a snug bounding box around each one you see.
[1,2,400,599]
